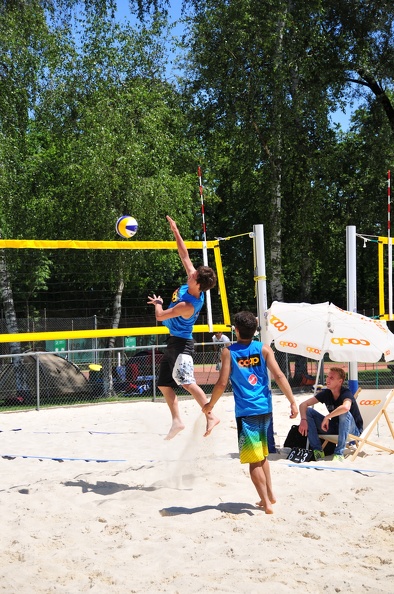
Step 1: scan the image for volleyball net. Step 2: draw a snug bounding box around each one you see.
[0,239,231,344]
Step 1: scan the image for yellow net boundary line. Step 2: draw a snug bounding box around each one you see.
[0,325,234,343]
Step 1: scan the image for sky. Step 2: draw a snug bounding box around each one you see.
[114,0,183,36]
[331,105,354,131]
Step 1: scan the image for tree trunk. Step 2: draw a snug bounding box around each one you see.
[268,10,287,303]
[270,171,284,302]
[355,69,394,133]
[103,274,125,397]
[0,247,31,400]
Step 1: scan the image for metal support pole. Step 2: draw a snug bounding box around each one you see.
[253,225,268,344]
[36,354,40,411]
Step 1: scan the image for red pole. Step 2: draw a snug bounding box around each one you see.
[388,170,391,236]
[197,166,213,331]
[388,170,392,318]
[197,166,207,247]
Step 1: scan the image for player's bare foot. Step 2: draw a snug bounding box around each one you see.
[256,496,276,505]
[256,495,276,507]
[164,420,185,440]
[255,500,274,514]
[203,413,220,437]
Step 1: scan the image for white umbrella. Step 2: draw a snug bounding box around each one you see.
[265,301,394,376]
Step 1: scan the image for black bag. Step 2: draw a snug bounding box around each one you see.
[283,425,307,448]
[284,424,336,457]
[284,425,313,463]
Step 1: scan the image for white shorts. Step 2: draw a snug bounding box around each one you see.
[172,354,196,385]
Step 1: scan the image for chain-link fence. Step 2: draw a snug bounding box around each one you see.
[0,343,392,412]
[0,342,232,411]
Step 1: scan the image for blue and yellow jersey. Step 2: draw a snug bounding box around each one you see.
[229,341,272,417]
[162,284,204,339]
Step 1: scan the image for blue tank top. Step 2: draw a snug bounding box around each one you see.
[162,284,204,339]
[229,341,272,417]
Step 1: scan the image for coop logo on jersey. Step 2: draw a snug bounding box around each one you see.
[171,288,180,303]
[248,374,258,386]
[237,354,261,367]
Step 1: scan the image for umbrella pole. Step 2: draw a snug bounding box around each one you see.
[314,358,323,396]
[305,357,324,452]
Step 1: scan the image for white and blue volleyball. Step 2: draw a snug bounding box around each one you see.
[116,215,138,238]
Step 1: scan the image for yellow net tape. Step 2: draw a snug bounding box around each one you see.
[0,239,217,250]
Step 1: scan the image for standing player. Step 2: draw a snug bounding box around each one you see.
[148,215,220,439]
[203,311,298,513]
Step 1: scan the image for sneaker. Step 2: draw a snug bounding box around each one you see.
[332,454,344,462]
[313,449,325,461]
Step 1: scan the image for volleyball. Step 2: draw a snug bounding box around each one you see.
[116,215,138,238]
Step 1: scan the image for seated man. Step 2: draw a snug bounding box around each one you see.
[212,331,231,370]
[298,367,363,462]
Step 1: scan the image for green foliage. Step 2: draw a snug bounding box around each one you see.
[1,0,394,324]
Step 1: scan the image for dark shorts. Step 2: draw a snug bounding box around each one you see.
[236,413,272,464]
[157,336,195,388]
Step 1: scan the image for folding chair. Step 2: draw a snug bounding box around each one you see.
[319,388,394,461]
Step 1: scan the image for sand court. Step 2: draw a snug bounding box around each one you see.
[0,394,393,593]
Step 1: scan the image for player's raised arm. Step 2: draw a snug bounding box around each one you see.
[166,215,195,277]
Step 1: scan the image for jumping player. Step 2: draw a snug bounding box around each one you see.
[147,215,220,439]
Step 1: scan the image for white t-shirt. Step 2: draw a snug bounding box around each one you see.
[212,333,231,347]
